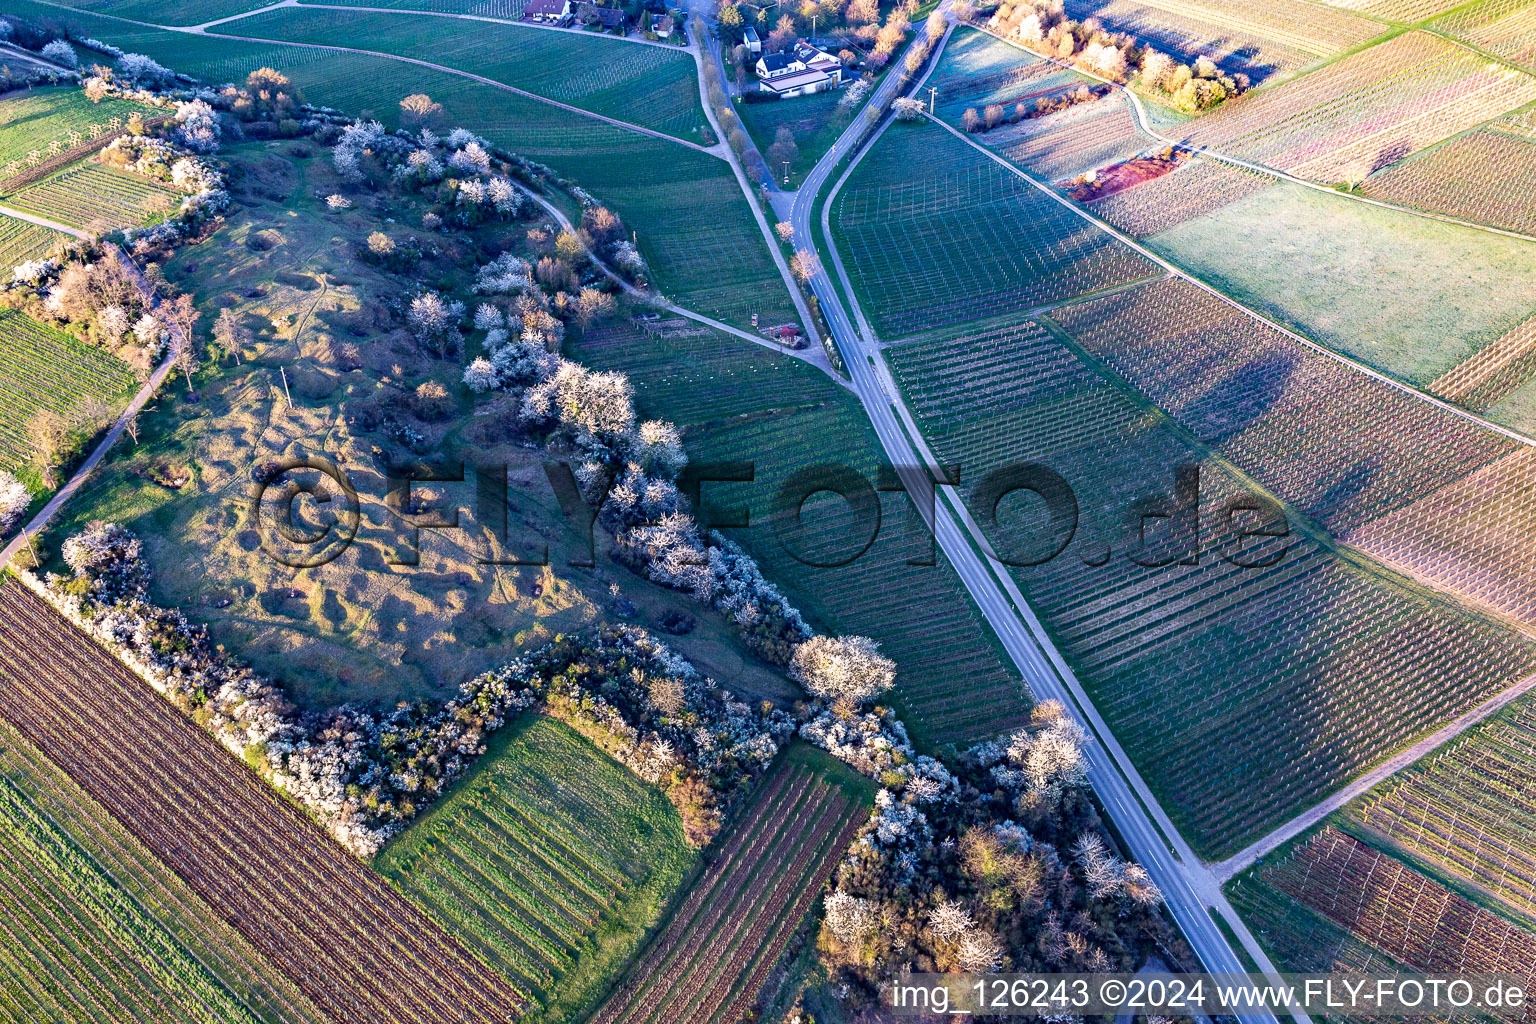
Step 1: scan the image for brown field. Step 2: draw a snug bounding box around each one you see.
[0,579,523,1024]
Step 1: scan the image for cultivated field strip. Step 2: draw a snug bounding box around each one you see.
[0,217,65,267]
[1352,702,1536,921]
[1429,313,1536,408]
[0,719,326,1024]
[8,164,181,231]
[1088,157,1274,235]
[591,759,867,1024]
[832,120,1158,337]
[218,6,709,139]
[1048,278,1536,630]
[0,87,156,171]
[1432,0,1536,73]
[1259,828,1536,995]
[1363,127,1536,238]
[376,715,695,1009]
[1320,0,1465,21]
[0,772,265,1024]
[1064,0,1384,78]
[887,310,1536,851]
[0,309,137,470]
[1180,32,1536,182]
[0,582,523,1024]
[992,96,1148,180]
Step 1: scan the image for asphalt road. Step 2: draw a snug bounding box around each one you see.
[783,12,1296,1021]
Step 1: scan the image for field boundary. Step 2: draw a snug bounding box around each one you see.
[1212,668,1536,881]
[960,21,1536,245]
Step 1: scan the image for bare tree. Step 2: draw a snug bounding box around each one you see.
[213,308,248,365]
[123,412,140,446]
[162,295,201,391]
[27,409,71,488]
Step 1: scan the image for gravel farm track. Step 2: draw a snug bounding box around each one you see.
[0,579,523,1024]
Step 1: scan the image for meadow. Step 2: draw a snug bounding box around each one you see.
[830,120,1157,338]
[0,216,66,265]
[215,7,711,141]
[884,305,1536,855]
[1147,180,1536,385]
[928,28,1090,123]
[0,0,794,332]
[0,718,326,1024]
[0,86,152,171]
[376,715,696,1024]
[591,744,872,1024]
[0,309,136,475]
[6,162,181,230]
[47,139,789,711]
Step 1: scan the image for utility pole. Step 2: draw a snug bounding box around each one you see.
[929,85,937,113]
[783,160,790,185]
[279,366,293,406]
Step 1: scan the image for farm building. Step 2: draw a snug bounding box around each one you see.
[523,0,572,22]
[577,3,627,31]
[756,42,843,97]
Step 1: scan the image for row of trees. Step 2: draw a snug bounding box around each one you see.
[985,0,1248,111]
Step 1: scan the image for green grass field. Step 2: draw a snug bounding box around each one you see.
[0,309,136,473]
[0,86,154,171]
[570,321,1034,750]
[375,715,696,1024]
[0,718,327,1024]
[1149,179,1536,386]
[217,7,710,140]
[7,162,180,229]
[830,119,1156,338]
[738,90,847,186]
[0,216,66,266]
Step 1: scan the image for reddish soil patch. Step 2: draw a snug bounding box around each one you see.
[1066,153,1183,202]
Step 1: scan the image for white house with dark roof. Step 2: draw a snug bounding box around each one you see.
[754,41,843,97]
